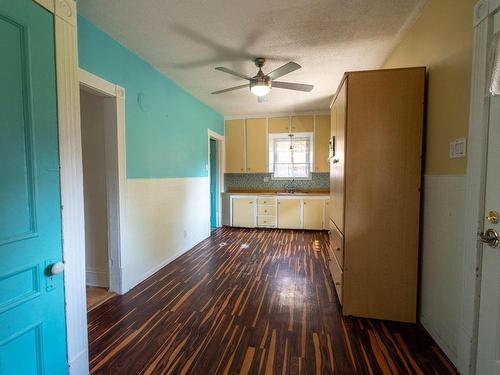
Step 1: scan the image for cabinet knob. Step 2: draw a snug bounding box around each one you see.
[332,159,339,164]
[336,248,341,252]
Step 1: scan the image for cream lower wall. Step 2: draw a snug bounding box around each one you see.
[420,174,466,365]
[121,177,210,292]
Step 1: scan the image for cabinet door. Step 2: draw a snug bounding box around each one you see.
[225,119,246,173]
[303,199,324,230]
[277,199,302,229]
[330,81,346,233]
[268,117,290,133]
[246,118,267,172]
[314,115,330,172]
[232,198,255,227]
[291,115,313,132]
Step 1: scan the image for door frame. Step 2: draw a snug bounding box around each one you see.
[459,1,500,374]
[32,0,90,373]
[79,68,126,294]
[207,130,225,231]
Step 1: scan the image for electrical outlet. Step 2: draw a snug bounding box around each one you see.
[263,176,270,182]
[449,137,466,159]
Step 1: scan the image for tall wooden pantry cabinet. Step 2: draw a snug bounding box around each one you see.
[328,68,425,323]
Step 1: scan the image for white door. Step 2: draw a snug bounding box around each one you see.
[476,92,500,374]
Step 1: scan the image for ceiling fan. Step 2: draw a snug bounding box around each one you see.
[211,57,313,103]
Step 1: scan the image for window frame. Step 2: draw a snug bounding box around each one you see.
[268,132,314,180]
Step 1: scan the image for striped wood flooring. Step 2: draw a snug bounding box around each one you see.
[88,227,457,374]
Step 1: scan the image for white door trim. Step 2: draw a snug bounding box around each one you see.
[459,1,500,374]
[208,130,225,231]
[79,68,127,295]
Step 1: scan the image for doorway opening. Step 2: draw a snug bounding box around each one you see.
[80,87,115,310]
[208,130,224,233]
[79,70,125,313]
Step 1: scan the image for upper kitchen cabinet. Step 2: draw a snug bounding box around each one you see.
[225,119,246,173]
[291,115,313,132]
[314,115,330,172]
[268,117,290,133]
[226,114,330,174]
[246,118,267,173]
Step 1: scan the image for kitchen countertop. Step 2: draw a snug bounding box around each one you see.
[222,190,330,197]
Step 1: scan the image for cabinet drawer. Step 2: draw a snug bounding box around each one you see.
[258,205,276,216]
[329,220,344,268]
[328,253,343,304]
[257,197,275,206]
[258,216,276,227]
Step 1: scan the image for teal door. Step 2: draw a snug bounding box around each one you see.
[0,1,68,374]
[210,139,217,230]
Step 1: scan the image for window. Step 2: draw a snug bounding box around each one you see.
[269,133,313,179]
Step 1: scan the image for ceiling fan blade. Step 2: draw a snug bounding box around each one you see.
[215,66,253,81]
[272,81,313,92]
[211,84,248,95]
[258,95,268,103]
[267,62,301,80]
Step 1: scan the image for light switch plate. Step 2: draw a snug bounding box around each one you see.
[449,137,467,159]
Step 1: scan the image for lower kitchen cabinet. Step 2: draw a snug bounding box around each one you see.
[303,199,325,229]
[232,197,255,227]
[226,194,329,230]
[277,199,302,229]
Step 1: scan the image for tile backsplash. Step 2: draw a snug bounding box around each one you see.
[225,173,330,191]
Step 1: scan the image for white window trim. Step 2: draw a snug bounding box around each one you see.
[269,132,313,180]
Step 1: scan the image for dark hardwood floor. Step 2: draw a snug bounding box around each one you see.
[88,227,457,375]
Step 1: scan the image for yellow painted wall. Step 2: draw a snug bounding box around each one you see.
[383,0,475,175]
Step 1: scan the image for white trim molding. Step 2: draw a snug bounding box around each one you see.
[208,130,225,230]
[79,68,127,295]
[86,268,109,288]
[459,1,500,374]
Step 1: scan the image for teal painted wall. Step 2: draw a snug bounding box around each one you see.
[77,16,224,178]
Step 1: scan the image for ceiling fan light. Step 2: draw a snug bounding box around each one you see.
[250,80,271,97]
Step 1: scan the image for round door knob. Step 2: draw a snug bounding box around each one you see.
[50,262,65,275]
[479,229,499,248]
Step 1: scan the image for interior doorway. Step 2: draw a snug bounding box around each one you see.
[208,130,225,232]
[78,69,126,313]
[210,139,218,231]
[80,87,115,310]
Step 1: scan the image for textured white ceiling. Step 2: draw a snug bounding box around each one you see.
[77,0,426,116]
